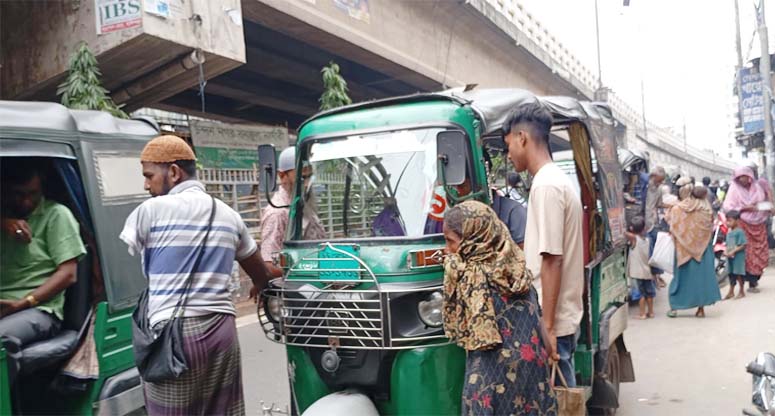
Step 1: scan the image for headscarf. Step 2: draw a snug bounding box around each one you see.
[675,177,693,200]
[442,201,532,351]
[666,186,713,266]
[723,166,769,225]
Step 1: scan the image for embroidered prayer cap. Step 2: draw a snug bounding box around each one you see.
[140,135,196,163]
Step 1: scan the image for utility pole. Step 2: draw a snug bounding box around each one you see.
[640,77,648,141]
[735,0,744,125]
[594,0,603,90]
[757,0,775,184]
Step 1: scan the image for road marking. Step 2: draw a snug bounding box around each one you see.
[236,313,259,328]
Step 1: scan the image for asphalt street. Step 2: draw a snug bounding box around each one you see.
[617,270,775,416]
[238,271,775,415]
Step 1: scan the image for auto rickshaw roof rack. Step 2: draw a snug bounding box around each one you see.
[298,87,616,137]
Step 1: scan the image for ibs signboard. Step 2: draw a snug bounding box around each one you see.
[95,0,142,34]
[740,67,765,135]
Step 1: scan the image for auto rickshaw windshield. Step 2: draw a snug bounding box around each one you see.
[293,128,447,240]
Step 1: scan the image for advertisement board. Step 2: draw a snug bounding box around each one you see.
[95,0,142,34]
[740,67,765,135]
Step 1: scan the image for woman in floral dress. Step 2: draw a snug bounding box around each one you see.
[442,201,557,415]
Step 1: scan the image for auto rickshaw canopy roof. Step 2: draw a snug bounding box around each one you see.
[0,100,159,137]
[300,87,617,137]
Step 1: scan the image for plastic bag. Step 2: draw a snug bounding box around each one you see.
[648,231,674,272]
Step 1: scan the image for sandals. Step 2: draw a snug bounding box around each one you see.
[666,310,677,318]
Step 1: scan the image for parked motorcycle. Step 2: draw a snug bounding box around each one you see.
[714,211,729,286]
[743,352,775,415]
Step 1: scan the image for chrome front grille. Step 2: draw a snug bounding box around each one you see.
[259,243,450,350]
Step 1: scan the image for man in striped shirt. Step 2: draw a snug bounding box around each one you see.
[120,135,270,416]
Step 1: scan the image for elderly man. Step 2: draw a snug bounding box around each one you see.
[120,135,271,415]
[260,147,325,278]
[0,159,86,383]
[644,166,667,286]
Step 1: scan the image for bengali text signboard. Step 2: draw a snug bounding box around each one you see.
[190,120,288,170]
[740,67,765,135]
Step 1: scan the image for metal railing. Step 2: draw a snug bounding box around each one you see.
[259,243,450,350]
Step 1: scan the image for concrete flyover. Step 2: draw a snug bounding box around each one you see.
[0,0,734,178]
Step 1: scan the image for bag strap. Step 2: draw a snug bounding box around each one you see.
[551,362,570,389]
[170,195,217,318]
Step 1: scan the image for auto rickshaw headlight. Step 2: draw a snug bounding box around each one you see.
[266,297,283,323]
[417,291,443,327]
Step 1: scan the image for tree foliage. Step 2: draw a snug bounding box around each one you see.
[319,61,352,111]
[57,42,128,118]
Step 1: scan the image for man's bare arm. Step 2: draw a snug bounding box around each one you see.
[540,253,563,331]
[0,258,78,318]
[540,253,563,361]
[239,251,273,294]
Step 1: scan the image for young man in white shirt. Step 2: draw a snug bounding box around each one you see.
[503,102,584,387]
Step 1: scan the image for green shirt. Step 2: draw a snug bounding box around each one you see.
[726,227,747,276]
[0,199,86,319]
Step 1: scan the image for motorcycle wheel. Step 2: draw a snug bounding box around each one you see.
[715,254,728,287]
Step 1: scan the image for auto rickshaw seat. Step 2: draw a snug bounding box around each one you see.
[18,249,93,374]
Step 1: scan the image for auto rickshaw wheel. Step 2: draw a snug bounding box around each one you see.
[604,342,621,415]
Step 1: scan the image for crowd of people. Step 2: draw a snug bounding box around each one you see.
[624,162,773,320]
[2,104,771,415]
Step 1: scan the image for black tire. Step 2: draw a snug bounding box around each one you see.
[715,255,729,287]
[604,342,621,416]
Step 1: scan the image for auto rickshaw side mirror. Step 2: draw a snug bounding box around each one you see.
[258,144,278,194]
[436,131,467,186]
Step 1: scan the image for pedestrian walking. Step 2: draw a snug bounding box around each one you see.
[503,102,584,388]
[625,216,655,319]
[645,166,668,289]
[665,184,721,318]
[120,135,272,415]
[723,166,771,293]
[724,210,748,299]
[442,201,557,415]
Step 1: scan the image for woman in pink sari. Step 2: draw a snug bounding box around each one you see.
[723,166,771,292]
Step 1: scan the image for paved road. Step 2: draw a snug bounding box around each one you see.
[238,271,775,415]
[237,311,290,416]
[618,270,775,415]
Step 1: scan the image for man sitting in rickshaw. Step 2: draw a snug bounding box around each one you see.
[0,159,86,381]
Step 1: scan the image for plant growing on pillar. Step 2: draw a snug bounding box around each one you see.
[57,41,128,118]
[319,61,352,111]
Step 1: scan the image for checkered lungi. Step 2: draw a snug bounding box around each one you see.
[144,313,244,416]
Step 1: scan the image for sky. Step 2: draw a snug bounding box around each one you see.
[519,0,775,160]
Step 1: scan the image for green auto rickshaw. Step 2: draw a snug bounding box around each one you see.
[0,101,158,414]
[257,88,635,415]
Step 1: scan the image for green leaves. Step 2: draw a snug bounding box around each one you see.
[57,41,128,119]
[319,61,352,111]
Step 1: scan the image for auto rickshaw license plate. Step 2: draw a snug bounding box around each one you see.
[318,245,361,281]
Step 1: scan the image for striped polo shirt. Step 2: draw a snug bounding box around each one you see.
[120,180,257,327]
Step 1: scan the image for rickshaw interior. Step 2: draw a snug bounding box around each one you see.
[288,126,478,241]
[0,101,157,415]
[0,155,105,412]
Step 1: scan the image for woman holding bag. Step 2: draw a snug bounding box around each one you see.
[722,166,771,292]
[442,201,557,415]
[665,184,721,318]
